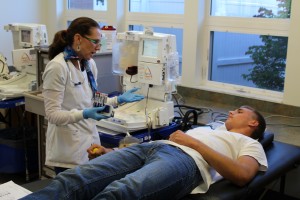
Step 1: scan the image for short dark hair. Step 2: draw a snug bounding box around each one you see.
[49,17,100,60]
[241,105,266,140]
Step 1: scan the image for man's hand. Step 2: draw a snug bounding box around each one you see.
[169,130,199,148]
[87,144,113,160]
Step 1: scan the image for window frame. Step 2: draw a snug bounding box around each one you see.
[63,0,123,28]
[202,16,289,102]
[183,1,295,104]
[58,0,300,106]
[125,0,184,30]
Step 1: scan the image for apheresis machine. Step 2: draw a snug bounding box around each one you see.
[96,28,181,134]
[0,23,48,100]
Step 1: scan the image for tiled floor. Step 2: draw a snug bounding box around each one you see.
[0,172,39,185]
[0,173,24,184]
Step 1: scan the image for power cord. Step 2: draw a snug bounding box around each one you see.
[181,109,199,131]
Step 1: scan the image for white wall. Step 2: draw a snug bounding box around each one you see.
[0,0,48,65]
[282,0,300,106]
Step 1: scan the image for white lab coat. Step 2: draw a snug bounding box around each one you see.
[42,52,118,169]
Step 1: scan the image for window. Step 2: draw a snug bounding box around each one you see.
[127,1,184,74]
[64,0,110,41]
[211,0,290,18]
[129,0,184,14]
[207,0,291,93]
[209,31,287,92]
[68,0,107,11]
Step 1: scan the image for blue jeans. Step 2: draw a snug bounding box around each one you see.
[54,167,69,175]
[21,142,202,200]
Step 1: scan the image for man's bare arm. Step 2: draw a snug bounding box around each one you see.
[169,130,259,186]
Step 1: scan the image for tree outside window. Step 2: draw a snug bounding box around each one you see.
[242,0,291,91]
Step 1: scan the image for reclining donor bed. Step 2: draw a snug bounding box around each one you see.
[23,131,300,200]
[181,131,300,200]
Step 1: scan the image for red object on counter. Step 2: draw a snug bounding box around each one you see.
[101,26,116,31]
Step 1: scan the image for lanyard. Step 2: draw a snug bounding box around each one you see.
[83,60,98,96]
[63,47,97,96]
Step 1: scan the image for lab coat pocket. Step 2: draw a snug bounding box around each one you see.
[48,126,81,164]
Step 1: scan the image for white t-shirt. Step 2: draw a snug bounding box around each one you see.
[161,125,268,194]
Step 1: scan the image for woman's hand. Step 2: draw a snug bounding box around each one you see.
[117,88,144,104]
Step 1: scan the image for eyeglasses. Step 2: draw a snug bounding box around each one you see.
[82,35,101,46]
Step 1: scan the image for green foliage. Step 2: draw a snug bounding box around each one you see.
[242,0,291,91]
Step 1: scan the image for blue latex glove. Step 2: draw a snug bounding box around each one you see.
[83,106,110,120]
[117,88,144,104]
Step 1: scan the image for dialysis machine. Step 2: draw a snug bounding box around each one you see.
[0,23,48,100]
[96,29,181,135]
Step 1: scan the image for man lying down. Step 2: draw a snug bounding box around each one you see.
[20,105,267,200]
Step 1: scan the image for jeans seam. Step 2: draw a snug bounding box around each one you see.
[140,171,197,200]
[63,162,142,199]
[141,145,200,200]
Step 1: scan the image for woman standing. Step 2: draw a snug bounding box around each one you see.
[43,17,143,174]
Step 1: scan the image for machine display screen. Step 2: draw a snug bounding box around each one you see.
[21,30,31,43]
[142,39,159,58]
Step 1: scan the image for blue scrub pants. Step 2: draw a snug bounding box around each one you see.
[20,142,202,200]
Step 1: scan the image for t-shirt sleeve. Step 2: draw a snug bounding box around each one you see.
[239,139,268,171]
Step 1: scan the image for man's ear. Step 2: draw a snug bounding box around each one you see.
[248,120,259,128]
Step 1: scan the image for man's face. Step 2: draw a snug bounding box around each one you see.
[225,107,256,132]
